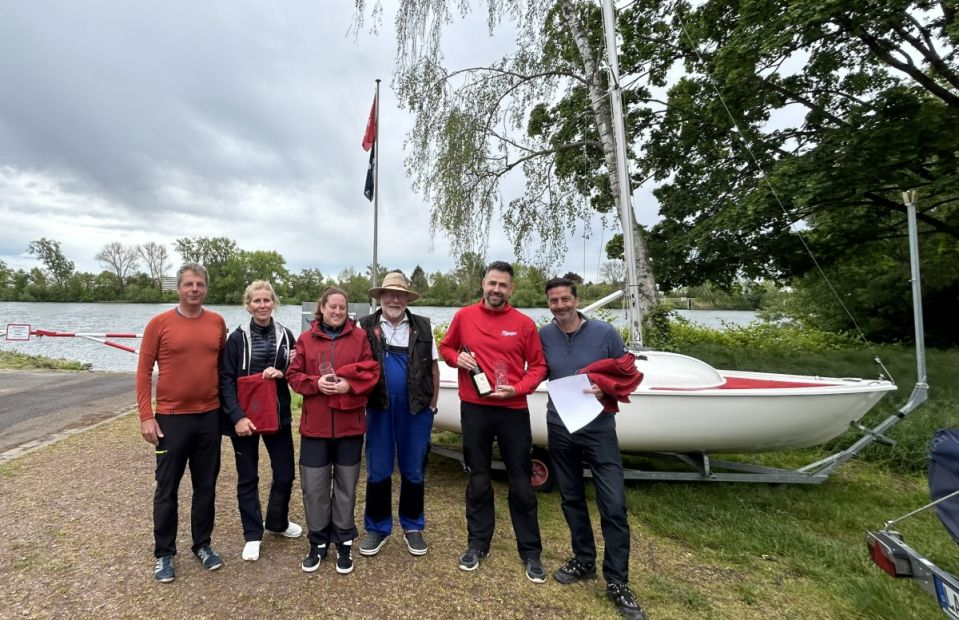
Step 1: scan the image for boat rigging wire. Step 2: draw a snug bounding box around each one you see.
[883,488,959,530]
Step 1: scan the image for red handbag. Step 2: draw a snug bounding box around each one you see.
[237,374,279,434]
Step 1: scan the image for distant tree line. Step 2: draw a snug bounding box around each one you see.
[0,236,663,308]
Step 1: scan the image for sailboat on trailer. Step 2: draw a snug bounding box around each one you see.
[432,0,926,485]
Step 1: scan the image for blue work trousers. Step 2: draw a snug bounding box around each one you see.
[364,350,434,535]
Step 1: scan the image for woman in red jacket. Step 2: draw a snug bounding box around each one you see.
[286,287,379,576]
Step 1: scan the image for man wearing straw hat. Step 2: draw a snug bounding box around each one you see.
[357,271,439,558]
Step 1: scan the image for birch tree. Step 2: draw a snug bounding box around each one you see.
[354,0,660,311]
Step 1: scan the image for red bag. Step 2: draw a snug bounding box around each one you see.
[237,374,279,434]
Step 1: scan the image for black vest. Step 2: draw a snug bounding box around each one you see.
[359,310,435,413]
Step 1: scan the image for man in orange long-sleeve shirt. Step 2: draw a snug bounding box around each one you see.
[136,263,227,583]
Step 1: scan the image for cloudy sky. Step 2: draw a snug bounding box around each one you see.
[1,1,646,283]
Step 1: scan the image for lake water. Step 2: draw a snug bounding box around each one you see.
[0,301,758,371]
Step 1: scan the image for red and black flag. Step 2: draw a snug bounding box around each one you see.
[362,99,376,201]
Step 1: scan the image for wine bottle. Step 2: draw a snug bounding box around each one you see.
[462,345,493,397]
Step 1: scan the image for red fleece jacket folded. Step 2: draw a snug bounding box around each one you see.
[576,353,643,413]
[329,360,381,411]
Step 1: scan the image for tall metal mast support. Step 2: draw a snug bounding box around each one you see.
[371,78,381,313]
[601,0,643,347]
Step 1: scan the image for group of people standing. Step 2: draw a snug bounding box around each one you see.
[135,260,645,620]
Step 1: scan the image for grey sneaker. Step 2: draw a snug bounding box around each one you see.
[193,546,223,571]
[554,557,597,584]
[525,557,546,583]
[403,530,428,556]
[458,547,487,571]
[153,555,175,583]
[607,583,647,620]
[359,532,389,556]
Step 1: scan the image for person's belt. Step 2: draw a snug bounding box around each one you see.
[155,408,218,416]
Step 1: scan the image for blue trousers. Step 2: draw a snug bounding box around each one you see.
[548,413,631,585]
[364,350,434,535]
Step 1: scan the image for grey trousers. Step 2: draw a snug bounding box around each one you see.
[300,434,363,546]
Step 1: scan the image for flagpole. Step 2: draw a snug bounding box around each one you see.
[371,79,380,314]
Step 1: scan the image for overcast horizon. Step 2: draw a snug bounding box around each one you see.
[1,1,655,284]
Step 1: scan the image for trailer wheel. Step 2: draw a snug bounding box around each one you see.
[530,448,553,493]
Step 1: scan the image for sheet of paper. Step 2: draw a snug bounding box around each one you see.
[547,374,603,434]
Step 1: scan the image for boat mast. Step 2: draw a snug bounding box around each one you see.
[903,190,928,390]
[601,0,644,347]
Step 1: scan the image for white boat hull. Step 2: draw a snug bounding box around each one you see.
[435,351,897,454]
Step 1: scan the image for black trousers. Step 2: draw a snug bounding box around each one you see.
[460,402,541,560]
[548,414,631,585]
[230,424,295,541]
[153,410,221,557]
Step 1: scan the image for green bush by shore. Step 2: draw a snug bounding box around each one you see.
[0,350,89,371]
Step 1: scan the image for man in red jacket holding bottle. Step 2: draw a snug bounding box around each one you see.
[438,260,548,583]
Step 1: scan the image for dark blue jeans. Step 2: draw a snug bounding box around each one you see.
[461,402,541,560]
[230,424,295,541]
[548,413,630,585]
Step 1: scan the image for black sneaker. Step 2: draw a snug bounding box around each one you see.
[301,543,327,573]
[554,557,597,584]
[607,583,647,620]
[403,530,428,556]
[153,555,175,583]
[458,547,487,571]
[525,557,546,583]
[336,543,354,574]
[359,532,389,556]
[193,546,223,571]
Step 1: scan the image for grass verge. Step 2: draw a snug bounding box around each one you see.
[0,350,88,370]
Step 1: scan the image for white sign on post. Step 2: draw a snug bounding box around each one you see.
[5,324,31,341]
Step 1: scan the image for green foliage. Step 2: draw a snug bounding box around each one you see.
[638,304,677,350]
[784,234,959,347]
[26,238,75,292]
[0,350,88,370]
[409,265,429,297]
[638,1,959,302]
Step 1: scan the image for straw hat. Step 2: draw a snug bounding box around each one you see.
[369,271,421,302]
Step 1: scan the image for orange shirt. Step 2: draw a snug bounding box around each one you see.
[136,308,227,421]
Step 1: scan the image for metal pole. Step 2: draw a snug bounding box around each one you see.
[903,190,928,385]
[600,0,643,347]
[372,78,381,314]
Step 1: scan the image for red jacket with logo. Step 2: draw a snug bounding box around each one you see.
[439,301,547,409]
[287,319,378,438]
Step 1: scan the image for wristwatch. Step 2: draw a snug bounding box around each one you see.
[429,405,438,414]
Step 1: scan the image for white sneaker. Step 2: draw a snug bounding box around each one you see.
[242,541,261,561]
[267,521,303,539]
